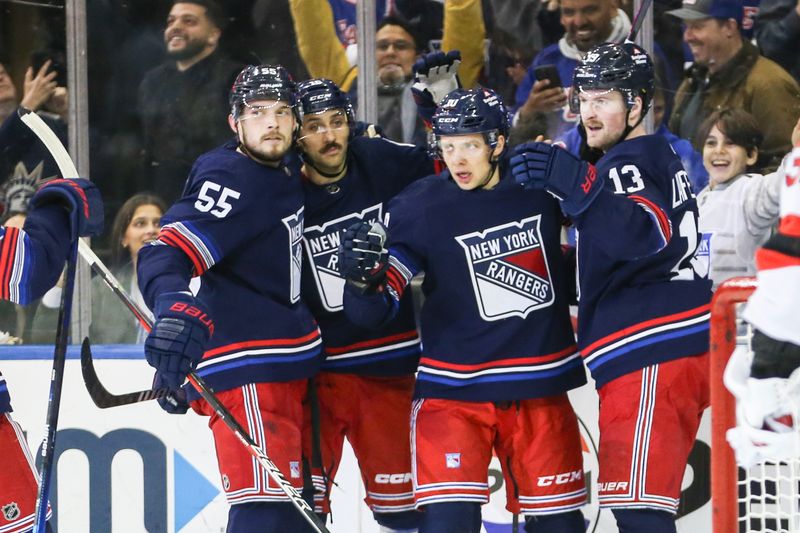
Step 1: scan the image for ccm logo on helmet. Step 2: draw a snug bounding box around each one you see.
[537,469,583,487]
[375,473,413,484]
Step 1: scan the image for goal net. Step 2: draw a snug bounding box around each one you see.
[710,277,800,533]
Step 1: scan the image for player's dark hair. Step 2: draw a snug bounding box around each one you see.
[172,0,227,30]
[110,193,168,268]
[697,108,764,171]
[377,15,421,52]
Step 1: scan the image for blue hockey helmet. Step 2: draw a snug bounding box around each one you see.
[430,88,510,158]
[570,42,655,117]
[229,65,297,119]
[295,78,355,126]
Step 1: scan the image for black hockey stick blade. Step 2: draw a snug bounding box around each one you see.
[81,338,170,408]
[627,0,654,42]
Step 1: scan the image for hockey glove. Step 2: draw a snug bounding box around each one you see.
[338,221,389,288]
[511,142,601,217]
[412,50,462,105]
[153,372,189,415]
[412,50,461,124]
[29,177,104,239]
[144,292,213,390]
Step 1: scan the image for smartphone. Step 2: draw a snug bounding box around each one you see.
[533,64,563,89]
[30,50,67,86]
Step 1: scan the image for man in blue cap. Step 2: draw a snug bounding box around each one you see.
[667,0,800,172]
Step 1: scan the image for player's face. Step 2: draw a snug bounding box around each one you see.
[231,99,296,163]
[703,124,757,187]
[376,25,417,86]
[683,18,735,70]
[0,64,16,104]
[164,2,220,60]
[440,133,503,191]
[298,108,350,174]
[560,0,618,52]
[578,89,628,151]
[123,204,162,260]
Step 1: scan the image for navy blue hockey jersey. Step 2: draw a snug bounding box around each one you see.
[0,203,77,413]
[572,135,712,387]
[138,141,323,400]
[374,170,586,402]
[301,135,433,375]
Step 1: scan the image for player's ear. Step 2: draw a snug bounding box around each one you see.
[491,135,506,160]
[228,114,237,134]
[628,97,643,127]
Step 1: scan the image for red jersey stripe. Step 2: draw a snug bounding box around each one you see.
[581,303,710,357]
[203,330,321,357]
[419,344,578,372]
[325,329,419,354]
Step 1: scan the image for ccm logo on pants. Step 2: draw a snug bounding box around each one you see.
[537,470,583,487]
[375,473,413,484]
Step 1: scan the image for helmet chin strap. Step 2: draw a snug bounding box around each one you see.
[612,104,644,149]
[300,151,348,180]
[236,123,284,167]
[478,156,500,190]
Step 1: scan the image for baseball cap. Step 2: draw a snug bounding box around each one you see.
[667,0,743,23]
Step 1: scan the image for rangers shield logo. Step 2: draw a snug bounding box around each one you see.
[282,207,305,304]
[455,216,553,321]
[303,204,383,311]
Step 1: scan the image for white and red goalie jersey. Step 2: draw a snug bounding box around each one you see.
[725,145,800,467]
[743,145,800,346]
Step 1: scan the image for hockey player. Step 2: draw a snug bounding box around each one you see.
[137,65,322,531]
[0,177,102,533]
[295,78,434,531]
[725,142,800,466]
[511,43,712,533]
[340,87,588,533]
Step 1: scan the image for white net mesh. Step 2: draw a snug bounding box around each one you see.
[733,304,800,533]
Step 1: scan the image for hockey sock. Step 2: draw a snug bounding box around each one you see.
[375,509,421,531]
[419,502,482,533]
[612,508,677,533]
[226,502,319,533]
[524,510,585,533]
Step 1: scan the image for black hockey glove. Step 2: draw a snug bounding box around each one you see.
[144,292,213,389]
[338,221,389,288]
[511,142,601,216]
[29,177,104,240]
[153,372,189,415]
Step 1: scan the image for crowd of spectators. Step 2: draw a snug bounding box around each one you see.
[1,0,799,345]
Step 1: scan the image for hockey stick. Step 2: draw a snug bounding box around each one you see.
[18,108,79,533]
[19,110,329,533]
[81,277,328,533]
[80,339,170,407]
[627,0,654,42]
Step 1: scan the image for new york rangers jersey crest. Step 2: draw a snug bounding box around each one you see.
[303,204,382,311]
[455,215,554,321]
[282,207,305,303]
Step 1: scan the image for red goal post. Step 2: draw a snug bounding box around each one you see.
[710,277,757,533]
[710,276,800,533]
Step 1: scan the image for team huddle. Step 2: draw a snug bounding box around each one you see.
[1,38,798,533]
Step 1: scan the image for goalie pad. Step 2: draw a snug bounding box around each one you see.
[724,346,800,466]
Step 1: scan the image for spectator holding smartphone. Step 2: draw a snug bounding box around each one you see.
[512,0,631,143]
